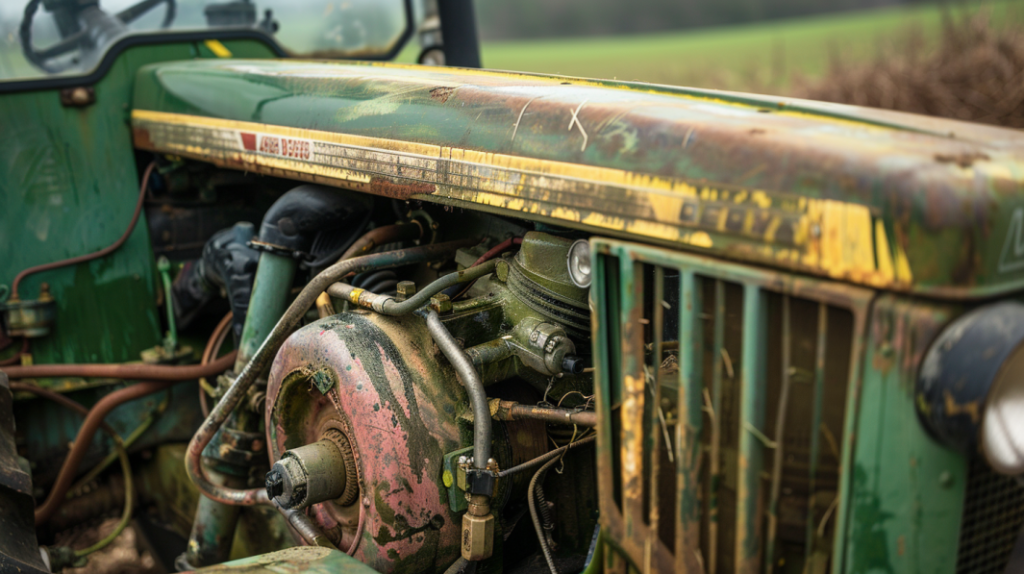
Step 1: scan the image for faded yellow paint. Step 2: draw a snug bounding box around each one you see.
[133,110,909,288]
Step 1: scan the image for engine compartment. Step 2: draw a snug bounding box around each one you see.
[6,161,601,574]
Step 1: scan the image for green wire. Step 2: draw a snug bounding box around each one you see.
[67,391,170,496]
[73,435,133,558]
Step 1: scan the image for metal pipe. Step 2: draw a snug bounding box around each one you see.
[329,260,496,315]
[424,308,491,468]
[274,502,339,550]
[490,399,598,427]
[184,239,476,506]
[1,351,236,381]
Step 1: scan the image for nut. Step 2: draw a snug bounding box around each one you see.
[461,511,494,560]
[396,281,417,302]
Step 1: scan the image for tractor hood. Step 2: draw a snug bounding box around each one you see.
[131,59,1024,299]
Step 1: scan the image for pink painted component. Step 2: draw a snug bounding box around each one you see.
[265,312,467,573]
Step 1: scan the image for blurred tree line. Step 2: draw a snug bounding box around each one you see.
[475,0,915,39]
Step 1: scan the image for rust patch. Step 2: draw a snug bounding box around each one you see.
[429,87,456,104]
[132,126,154,149]
[934,151,990,168]
[369,177,436,200]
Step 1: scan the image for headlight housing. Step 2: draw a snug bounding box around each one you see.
[918,302,1024,475]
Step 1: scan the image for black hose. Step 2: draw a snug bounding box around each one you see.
[529,456,561,574]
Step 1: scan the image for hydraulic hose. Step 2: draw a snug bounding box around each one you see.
[328,260,497,315]
[8,379,176,526]
[1,351,236,381]
[185,239,477,506]
[424,308,491,469]
[10,383,134,560]
[9,163,155,301]
[338,222,423,261]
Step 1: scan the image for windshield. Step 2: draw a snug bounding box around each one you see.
[0,0,415,82]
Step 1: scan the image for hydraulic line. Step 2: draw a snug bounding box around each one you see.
[329,260,497,316]
[185,239,477,506]
[9,162,155,301]
[9,383,134,556]
[529,455,561,574]
[9,360,233,525]
[424,308,491,469]
[1,351,236,381]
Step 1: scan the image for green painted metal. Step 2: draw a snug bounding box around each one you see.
[674,270,702,569]
[709,279,726,574]
[592,237,876,574]
[736,284,766,574]
[840,295,968,574]
[0,38,278,375]
[236,252,297,369]
[130,59,1024,300]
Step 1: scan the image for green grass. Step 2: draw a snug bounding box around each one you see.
[476,0,1024,94]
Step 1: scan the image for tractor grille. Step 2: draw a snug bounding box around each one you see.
[956,458,1024,574]
[590,238,872,574]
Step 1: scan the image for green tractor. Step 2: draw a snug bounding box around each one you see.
[1,1,1022,573]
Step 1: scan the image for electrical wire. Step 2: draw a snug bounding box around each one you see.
[8,383,134,557]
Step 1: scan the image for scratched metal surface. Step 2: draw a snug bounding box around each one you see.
[131,59,1024,299]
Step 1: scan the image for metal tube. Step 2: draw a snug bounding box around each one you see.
[424,308,491,469]
[274,502,339,550]
[329,260,496,315]
[184,239,476,506]
[501,403,598,427]
[676,271,703,569]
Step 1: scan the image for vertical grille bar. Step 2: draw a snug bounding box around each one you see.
[765,295,792,573]
[619,256,647,547]
[645,267,666,574]
[736,284,767,574]
[676,271,704,570]
[709,279,726,574]
[806,303,829,558]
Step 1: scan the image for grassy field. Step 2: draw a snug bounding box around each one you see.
[475,0,1024,94]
